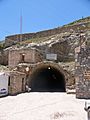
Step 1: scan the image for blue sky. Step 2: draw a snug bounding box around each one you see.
[0,0,90,40]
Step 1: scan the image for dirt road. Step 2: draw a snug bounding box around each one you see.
[0,93,87,120]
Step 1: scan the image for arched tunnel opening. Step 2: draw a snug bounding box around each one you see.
[29,65,66,92]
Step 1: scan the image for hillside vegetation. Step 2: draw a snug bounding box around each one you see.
[3,16,90,48]
[19,16,90,45]
[65,16,90,26]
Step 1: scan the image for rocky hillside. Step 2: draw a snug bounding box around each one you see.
[16,17,90,62]
[4,16,90,47]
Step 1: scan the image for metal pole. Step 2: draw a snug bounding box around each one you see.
[84,102,90,120]
[20,13,22,42]
[87,108,90,120]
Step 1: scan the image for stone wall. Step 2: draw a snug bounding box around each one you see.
[8,71,26,95]
[8,48,43,67]
[75,41,90,98]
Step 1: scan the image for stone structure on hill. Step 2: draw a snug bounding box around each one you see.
[7,46,75,94]
[6,34,90,98]
[0,43,74,95]
[1,17,90,97]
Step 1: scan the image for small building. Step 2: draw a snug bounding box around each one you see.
[0,72,9,97]
[8,71,26,95]
[8,48,43,67]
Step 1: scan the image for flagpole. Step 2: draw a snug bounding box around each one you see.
[20,12,22,42]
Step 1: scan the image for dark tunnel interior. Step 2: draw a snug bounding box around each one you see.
[29,66,66,92]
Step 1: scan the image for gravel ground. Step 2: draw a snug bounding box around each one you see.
[0,93,87,120]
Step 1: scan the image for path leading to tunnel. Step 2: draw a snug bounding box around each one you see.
[0,93,86,120]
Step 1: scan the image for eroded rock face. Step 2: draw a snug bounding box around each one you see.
[34,32,86,62]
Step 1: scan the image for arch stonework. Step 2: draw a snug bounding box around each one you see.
[27,62,66,92]
[30,62,66,77]
[17,61,71,92]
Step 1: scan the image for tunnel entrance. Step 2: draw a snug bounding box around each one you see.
[29,65,66,92]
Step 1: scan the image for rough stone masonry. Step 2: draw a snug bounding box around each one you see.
[75,40,90,99]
